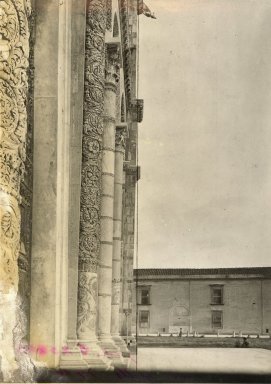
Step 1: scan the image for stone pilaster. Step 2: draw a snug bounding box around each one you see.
[76,0,110,370]
[97,43,125,367]
[0,0,33,381]
[111,125,130,358]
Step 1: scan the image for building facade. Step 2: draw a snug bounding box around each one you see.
[0,0,144,380]
[133,268,271,335]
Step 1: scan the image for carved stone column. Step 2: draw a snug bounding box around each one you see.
[111,125,130,358]
[76,0,111,370]
[0,0,33,381]
[97,43,125,367]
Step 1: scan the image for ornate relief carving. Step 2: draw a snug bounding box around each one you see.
[77,0,107,338]
[0,0,32,380]
[0,0,31,288]
[77,273,97,336]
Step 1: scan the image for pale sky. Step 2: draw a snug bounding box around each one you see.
[137,0,271,268]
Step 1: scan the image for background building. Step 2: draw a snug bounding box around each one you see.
[133,268,271,335]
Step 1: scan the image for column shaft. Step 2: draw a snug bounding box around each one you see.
[111,127,130,357]
[111,145,124,336]
[75,0,110,370]
[121,166,138,343]
[97,44,126,368]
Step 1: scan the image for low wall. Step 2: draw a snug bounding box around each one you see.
[136,336,271,350]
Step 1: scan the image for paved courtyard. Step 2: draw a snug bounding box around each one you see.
[136,348,271,375]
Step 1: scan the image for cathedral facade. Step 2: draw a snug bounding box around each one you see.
[0,0,143,379]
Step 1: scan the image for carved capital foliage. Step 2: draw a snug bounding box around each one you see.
[0,0,31,291]
[115,125,127,151]
[105,43,120,87]
[77,0,107,337]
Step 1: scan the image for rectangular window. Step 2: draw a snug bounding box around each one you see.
[212,310,223,329]
[210,285,224,305]
[141,288,150,305]
[139,310,150,328]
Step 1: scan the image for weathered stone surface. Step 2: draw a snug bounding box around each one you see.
[0,0,33,380]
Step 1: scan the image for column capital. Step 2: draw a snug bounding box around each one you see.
[105,42,120,88]
[115,123,127,151]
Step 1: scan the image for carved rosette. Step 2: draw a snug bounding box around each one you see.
[77,0,107,338]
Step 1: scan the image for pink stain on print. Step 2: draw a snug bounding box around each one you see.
[79,343,90,356]
[50,346,58,355]
[61,345,71,354]
[37,344,48,356]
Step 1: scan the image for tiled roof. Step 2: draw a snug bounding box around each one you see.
[134,267,271,277]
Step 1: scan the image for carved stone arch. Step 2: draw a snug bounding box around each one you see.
[121,93,126,122]
[113,12,119,37]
